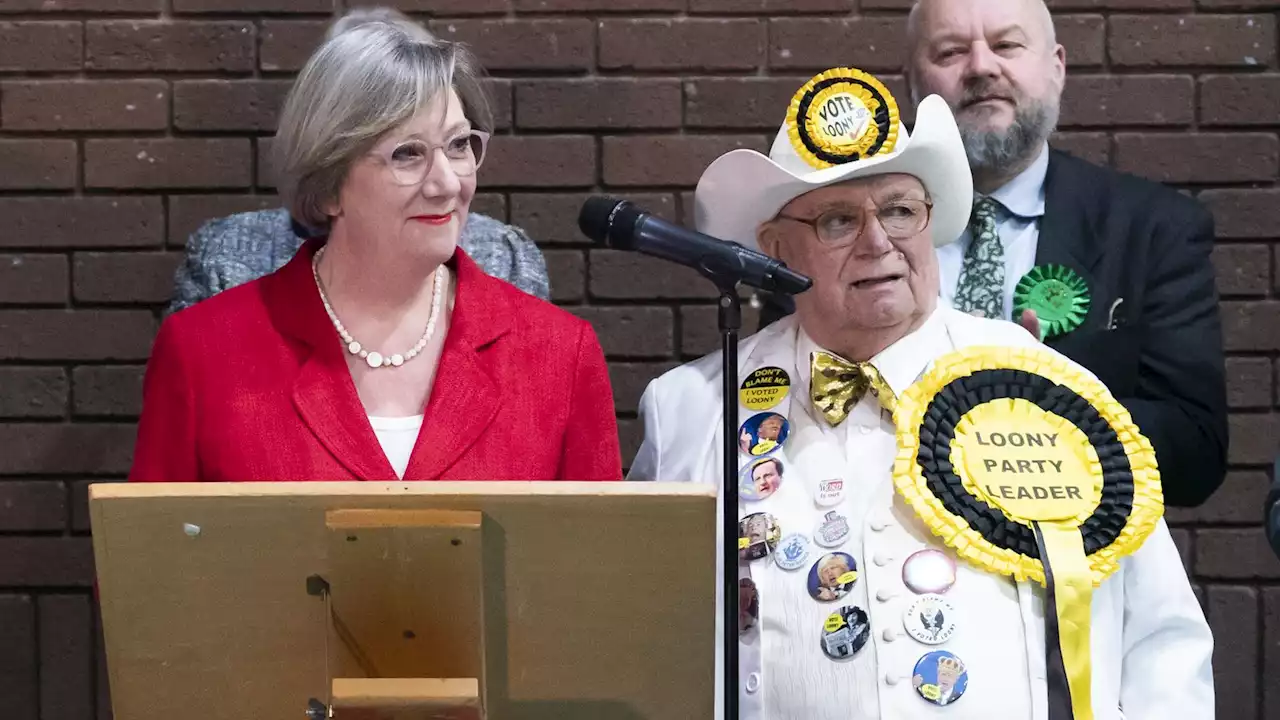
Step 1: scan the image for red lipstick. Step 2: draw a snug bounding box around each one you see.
[411,212,453,226]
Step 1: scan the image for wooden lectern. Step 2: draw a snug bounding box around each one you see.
[89,481,717,720]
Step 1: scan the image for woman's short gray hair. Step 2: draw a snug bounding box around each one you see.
[274,8,493,231]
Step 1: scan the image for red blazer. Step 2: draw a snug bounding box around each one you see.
[129,239,622,482]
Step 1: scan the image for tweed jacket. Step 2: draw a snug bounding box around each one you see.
[169,209,551,313]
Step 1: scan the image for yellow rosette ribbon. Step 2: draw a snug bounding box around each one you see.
[891,345,1163,720]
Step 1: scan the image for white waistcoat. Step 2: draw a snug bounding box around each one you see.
[627,307,1214,720]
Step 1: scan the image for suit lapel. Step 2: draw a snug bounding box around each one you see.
[1035,150,1103,275]
[402,252,509,479]
[293,351,398,480]
[265,238,397,480]
[1036,150,1113,343]
[401,332,500,479]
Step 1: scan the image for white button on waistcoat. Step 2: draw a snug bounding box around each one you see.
[882,628,900,642]
[745,672,760,694]
[873,553,893,567]
[876,587,896,602]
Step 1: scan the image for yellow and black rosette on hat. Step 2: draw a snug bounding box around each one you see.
[786,67,900,170]
[891,345,1163,720]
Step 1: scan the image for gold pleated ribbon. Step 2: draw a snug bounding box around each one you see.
[1038,522,1094,720]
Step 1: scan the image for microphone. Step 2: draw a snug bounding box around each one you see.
[578,197,813,295]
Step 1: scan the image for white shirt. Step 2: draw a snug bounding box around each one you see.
[937,142,1050,321]
[749,309,1031,719]
[368,414,423,479]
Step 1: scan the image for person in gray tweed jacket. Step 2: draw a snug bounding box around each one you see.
[169,208,550,314]
[167,6,550,314]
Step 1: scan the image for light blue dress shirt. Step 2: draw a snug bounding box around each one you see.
[937,142,1051,321]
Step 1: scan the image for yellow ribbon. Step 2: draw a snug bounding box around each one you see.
[810,350,897,425]
[1039,522,1094,720]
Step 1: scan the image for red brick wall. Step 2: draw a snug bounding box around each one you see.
[0,1,1276,717]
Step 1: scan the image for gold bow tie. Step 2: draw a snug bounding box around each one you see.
[810,350,897,426]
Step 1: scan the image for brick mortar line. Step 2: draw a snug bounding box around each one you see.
[3,69,1277,79]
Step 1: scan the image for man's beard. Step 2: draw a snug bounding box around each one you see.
[954,82,1059,175]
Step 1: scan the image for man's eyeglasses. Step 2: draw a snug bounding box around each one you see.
[371,130,490,186]
[774,197,933,247]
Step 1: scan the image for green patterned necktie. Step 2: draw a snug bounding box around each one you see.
[953,197,1005,319]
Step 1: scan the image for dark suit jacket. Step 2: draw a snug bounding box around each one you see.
[758,149,1229,507]
[129,238,623,482]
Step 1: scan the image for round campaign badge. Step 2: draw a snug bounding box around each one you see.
[814,477,846,507]
[740,366,791,411]
[739,456,784,502]
[739,578,759,636]
[807,551,858,602]
[912,650,968,707]
[738,412,790,457]
[739,512,781,563]
[774,533,812,571]
[903,594,958,645]
[814,510,851,548]
[902,549,958,595]
[820,605,870,660]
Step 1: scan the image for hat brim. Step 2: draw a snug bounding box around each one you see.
[693,94,973,252]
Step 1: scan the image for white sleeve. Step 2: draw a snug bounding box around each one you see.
[626,380,662,481]
[1118,518,1215,719]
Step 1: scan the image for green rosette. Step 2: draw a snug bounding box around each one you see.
[1013,264,1090,340]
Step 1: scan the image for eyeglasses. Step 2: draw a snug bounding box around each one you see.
[774,197,933,247]
[370,130,490,186]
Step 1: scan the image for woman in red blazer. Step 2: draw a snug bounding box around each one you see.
[129,13,621,482]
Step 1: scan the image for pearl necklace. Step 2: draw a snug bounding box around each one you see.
[311,244,447,369]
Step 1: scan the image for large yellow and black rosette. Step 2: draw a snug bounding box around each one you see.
[786,67,900,170]
[892,345,1162,720]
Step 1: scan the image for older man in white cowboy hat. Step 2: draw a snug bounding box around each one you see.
[628,68,1212,720]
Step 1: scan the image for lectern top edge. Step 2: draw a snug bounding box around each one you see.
[87,480,718,501]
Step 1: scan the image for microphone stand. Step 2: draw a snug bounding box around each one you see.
[679,248,746,719]
[695,260,794,720]
[716,284,741,720]
[692,257,748,720]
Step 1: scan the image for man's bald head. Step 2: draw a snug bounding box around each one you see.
[906,0,1056,53]
[903,0,1066,192]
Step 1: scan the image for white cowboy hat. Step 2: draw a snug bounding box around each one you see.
[693,69,972,253]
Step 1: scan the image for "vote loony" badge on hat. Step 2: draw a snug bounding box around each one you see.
[786,67,900,171]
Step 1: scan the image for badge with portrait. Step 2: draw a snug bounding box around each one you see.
[738,411,791,458]
[739,455,786,502]
[891,345,1163,720]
